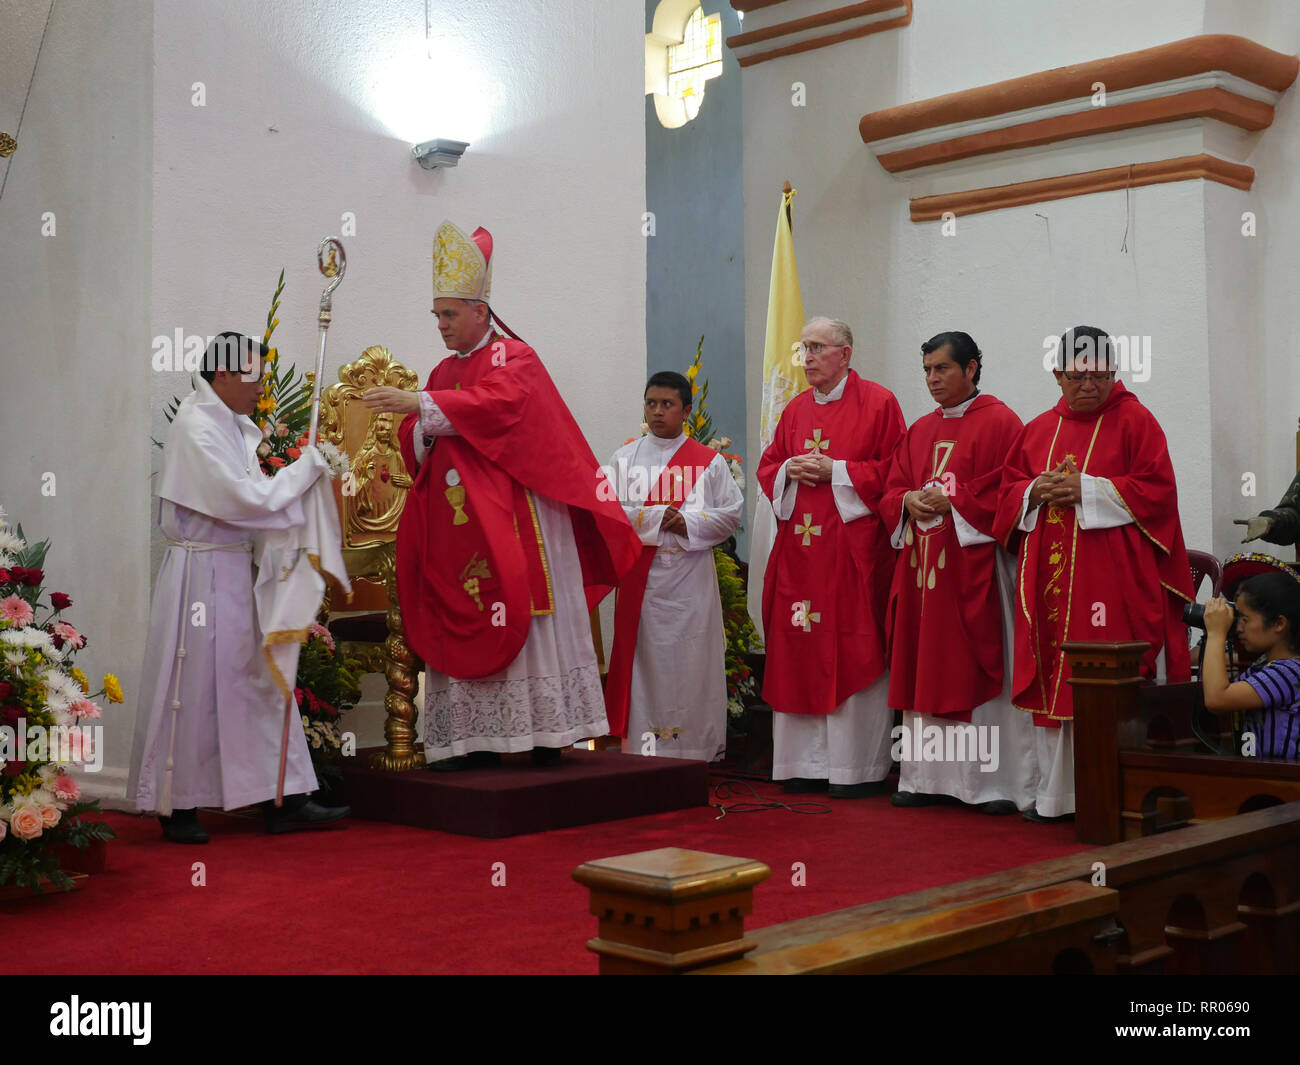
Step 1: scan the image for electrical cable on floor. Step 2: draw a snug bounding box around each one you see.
[708,777,831,819]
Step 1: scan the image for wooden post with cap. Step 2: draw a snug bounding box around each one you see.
[573,847,771,974]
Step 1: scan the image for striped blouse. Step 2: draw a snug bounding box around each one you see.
[1241,657,1300,761]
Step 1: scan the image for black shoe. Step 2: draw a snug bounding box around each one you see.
[891,790,941,808]
[159,808,209,844]
[828,780,891,799]
[1022,806,1074,823]
[265,799,351,834]
[782,777,828,794]
[465,750,501,769]
[428,756,467,772]
[978,800,1019,816]
[530,746,562,767]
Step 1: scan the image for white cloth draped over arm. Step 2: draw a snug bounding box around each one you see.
[157,418,328,526]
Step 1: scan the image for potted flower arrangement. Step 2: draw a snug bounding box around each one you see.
[294,623,361,790]
[0,506,118,893]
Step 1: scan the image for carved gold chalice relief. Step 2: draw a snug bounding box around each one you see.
[0,133,16,157]
[444,467,468,525]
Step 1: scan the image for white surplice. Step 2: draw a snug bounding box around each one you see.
[607,432,745,762]
[411,334,609,760]
[129,377,327,812]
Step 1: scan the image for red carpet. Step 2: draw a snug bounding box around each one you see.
[0,778,1088,975]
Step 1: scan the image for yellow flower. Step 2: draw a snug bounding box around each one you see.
[265,347,277,362]
[256,395,276,415]
[104,673,124,703]
[70,667,90,694]
[685,363,700,381]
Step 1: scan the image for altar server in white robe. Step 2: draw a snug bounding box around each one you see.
[604,372,745,761]
[129,333,350,843]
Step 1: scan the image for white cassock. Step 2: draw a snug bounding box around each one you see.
[129,377,326,812]
[891,394,1038,809]
[1015,472,1164,817]
[769,375,894,786]
[608,432,745,762]
[412,335,607,759]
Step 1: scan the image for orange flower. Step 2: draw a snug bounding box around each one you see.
[287,446,302,460]
[267,456,286,468]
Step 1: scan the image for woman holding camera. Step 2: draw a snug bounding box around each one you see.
[1202,572,1300,760]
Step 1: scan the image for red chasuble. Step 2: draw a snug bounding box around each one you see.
[882,394,1024,719]
[992,381,1193,725]
[603,435,717,737]
[395,335,640,679]
[757,371,905,716]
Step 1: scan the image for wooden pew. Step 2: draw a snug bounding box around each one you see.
[574,801,1300,974]
[1068,641,1300,844]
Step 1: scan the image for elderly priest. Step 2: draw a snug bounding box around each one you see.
[994,326,1193,822]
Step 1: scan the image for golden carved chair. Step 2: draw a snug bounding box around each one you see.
[315,345,424,771]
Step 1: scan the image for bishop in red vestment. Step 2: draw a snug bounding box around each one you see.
[994,326,1193,819]
[757,317,905,798]
[882,332,1037,813]
[363,220,640,767]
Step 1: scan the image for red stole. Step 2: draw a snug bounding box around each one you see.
[395,336,640,679]
[882,394,1024,718]
[604,436,717,738]
[756,371,906,715]
[993,382,1193,725]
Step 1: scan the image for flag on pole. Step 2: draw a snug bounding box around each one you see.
[747,185,807,639]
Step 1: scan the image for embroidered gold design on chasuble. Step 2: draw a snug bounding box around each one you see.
[803,429,830,455]
[931,440,956,480]
[795,600,821,632]
[523,490,554,617]
[445,483,469,525]
[794,513,822,546]
[459,553,492,611]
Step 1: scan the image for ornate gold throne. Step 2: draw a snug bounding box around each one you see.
[316,345,424,771]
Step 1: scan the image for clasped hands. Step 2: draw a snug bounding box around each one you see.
[661,504,688,536]
[786,454,833,486]
[1028,458,1082,509]
[905,484,951,522]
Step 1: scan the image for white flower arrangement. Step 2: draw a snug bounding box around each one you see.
[317,439,351,480]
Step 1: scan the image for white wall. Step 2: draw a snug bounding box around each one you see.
[5,0,647,801]
[741,0,1296,567]
[0,0,154,800]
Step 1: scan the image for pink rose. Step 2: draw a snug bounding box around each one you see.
[53,774,80,802]
[67,729,94,763]
[39,805,61,828]
[0,595,34,625]
[9,804,43,840]
[70,698,101,720]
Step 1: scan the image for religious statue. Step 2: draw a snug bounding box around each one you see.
[347,411,412,547]
[1236,468,1300,548]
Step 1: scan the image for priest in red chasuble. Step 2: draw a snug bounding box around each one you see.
[757,316,906,798]
[882,332,1036,815]
[994,326,1193,821]
[362,220,640,768]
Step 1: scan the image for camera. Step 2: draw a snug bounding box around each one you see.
[1182,600,1239,631]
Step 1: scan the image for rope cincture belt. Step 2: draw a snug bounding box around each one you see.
[157,537,252,816]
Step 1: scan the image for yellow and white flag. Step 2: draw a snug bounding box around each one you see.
[747,186,807,639]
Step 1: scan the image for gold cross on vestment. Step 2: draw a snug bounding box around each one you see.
[804,429,830,456]
[794,599,821,632]
[794,513,822,546]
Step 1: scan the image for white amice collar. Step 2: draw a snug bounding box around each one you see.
[940,390,980,419]
[812,374,849,405]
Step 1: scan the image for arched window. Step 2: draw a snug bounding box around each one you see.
[647,2,724,129]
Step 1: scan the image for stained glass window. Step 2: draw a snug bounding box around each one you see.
[666,7,722,122]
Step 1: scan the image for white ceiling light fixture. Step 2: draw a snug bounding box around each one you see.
[412,138,470,170]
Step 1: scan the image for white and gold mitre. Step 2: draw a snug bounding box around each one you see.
[432,219,493,305]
